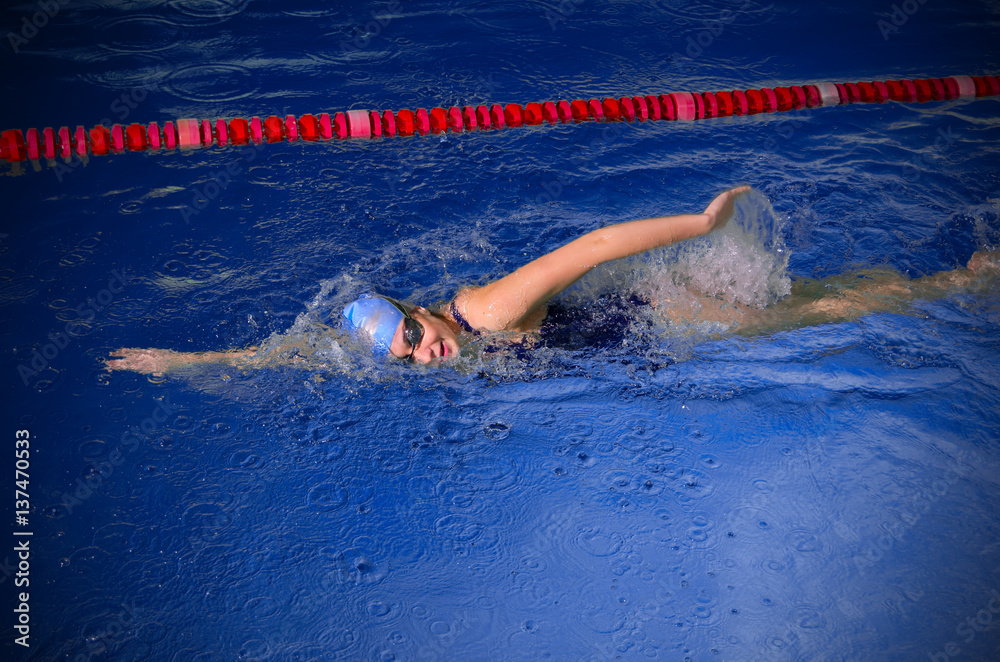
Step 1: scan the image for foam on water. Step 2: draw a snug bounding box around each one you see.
[656,190,791,309]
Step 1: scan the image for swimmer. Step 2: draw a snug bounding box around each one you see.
[106,187,998,374]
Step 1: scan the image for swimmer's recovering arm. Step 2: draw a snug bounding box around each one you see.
[458,186,751,332]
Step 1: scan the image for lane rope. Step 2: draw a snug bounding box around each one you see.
[1,74,998,165]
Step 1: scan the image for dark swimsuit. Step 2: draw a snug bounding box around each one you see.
[449,301,478,335]
[449,294,648,352]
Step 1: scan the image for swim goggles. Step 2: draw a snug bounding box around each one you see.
[378,296,424,360]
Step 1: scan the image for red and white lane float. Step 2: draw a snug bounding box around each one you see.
[1,74,998,165]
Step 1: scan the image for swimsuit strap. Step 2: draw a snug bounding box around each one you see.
[449,300,477,334]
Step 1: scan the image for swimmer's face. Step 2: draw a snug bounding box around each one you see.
[389,307,459,364]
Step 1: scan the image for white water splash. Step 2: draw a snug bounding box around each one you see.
[567,189,791,314]
[654,189,791,309]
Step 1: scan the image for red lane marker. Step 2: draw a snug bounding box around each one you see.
[333,112,348,139]
[199,119,212,147]
[925,78,940,101]
[214,119,229,146]
[693,92,706,119]
[489,104,505,129]
[872,81,888,103]
[857,82,874,103]
[396,110,415,136]
[556,100,573,122]
[977,75,1000,96]
[701,92,717,119]
[110,124,126,152]
[601,98,620,121]
[146,123,161,150]
[446,107,463,132]
[285,115,300,141]
[644,95,662,120]
[587,99,604,121]
[774,86,793,111]
[913,79,932,102]
[229,118,249,144]
[942,77,959,99]
[730,90,748,115]
[541,101,558,123]
[715,91,734,117]
[7,129,28,161]
[380,110,397,137]
[90,125,110,155]
[298,114,318,140]
[504,103,524,127]
[42,127,57,158]
[318,113,333,140]
[249,117,264,143]
[524,102,543,125]
[365,111,380,138]
[803,85,820,108]
[73,126,87,156]
[462,106,478,130]
[784,86,803,109]
[760,88,777,113]
[59,127,72,157]
[414,108,430,135]
[887,80,906,101]
[618,96,636,121]
[429,107,448,133]
[475,105,491,129]
[163,122,177,150]
[631,96,649,121]
[659,94,677,121]
[789,85,807,108]
[25,128,40,160]
[7,74,1000,164]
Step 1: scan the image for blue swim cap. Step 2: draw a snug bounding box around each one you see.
[342,295,405,354]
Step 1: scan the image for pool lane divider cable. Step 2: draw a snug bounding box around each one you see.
[2,74,998,165]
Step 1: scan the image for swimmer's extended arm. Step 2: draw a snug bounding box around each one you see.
[733,252,998,335]
[457,186,751,331]
[106,347,259,375]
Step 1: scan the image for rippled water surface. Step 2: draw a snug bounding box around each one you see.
[3,1,1000,660]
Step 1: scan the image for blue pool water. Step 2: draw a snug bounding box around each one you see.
[3,1,1000,660]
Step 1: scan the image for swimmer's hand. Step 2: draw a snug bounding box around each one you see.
[700,186,751,236]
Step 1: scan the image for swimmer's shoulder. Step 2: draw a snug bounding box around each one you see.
[449,287,547,333]
[447,287,484,330]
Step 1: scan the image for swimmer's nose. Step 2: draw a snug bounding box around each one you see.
[412,344,435,364]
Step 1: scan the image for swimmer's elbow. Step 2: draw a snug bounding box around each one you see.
[579,228,623,264]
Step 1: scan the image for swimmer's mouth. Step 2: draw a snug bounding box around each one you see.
[441,342,449,359]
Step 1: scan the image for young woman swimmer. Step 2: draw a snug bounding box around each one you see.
[107,187,998,373]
